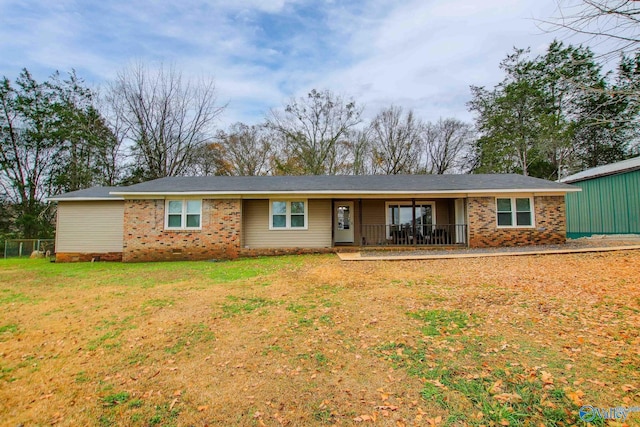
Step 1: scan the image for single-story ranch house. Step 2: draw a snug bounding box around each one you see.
[49,174,579,262]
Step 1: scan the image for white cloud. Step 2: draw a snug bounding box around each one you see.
[0,0,616,130]
[312,0,565,123]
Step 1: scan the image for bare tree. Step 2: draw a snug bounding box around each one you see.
[369,106,423,175]
[213,122,273,176]
[107,62,225,180]
[424,118,475,174]
[542,0,640,58]
[267,89,362,175]
[185,142,228,176]
[342,129,371,175]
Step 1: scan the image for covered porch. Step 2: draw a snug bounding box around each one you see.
[332,198,468,247]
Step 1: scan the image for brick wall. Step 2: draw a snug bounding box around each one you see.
[239,247,338,257]
[468,196,566,248]
[56,252,122,262]
[122,199,241,262]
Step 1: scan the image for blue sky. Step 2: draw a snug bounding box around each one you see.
[0,0,604,127]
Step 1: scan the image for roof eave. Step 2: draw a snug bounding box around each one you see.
[560,165,640,183]
[47,196,125,202]
[109,188,579,197]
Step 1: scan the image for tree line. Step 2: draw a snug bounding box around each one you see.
[1,40,639,240]
[469,40,639,180]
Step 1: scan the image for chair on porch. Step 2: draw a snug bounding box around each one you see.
[430,227,450,245]
[391,224,414,245]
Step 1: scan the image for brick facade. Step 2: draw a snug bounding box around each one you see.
[56,252,123,262]
[467,196,566,248]
[122,199,241,262]
[239,247,339,257]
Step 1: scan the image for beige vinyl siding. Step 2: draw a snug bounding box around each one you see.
[361,200,386,225]
[243,199,331,248]
[359,200,385,246]
[436,200,451,224]
[56,201,124,252]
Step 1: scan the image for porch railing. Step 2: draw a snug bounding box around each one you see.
[361,224,467,246]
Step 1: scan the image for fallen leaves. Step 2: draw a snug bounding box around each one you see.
[567,389,585,406]
[489,379,503,394]
[3,250,640,426]
[493,393,523,403]
[540,370,554,385]
[353,414,375,422]
[587,378,607,387]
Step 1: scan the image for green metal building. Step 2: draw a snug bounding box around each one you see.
[560,157,640,238]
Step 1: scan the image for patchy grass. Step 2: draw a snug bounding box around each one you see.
[103,391,131,406]
[221,295,278,316]
[164,322,215,355]
[407,309,471,336]
[0,251,639,426]
[0,290,38,305]
[0,323,18,335]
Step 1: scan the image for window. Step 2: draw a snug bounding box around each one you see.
[496,197,533,227]
[385,202,435,237]
[337,205,351,230]
[165,200,202,229]
[270,200,307,229]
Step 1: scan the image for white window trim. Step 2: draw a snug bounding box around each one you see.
[384,201,436,238]
[269,199,309,230]
[165,199,203,230]
[495,197,535,228]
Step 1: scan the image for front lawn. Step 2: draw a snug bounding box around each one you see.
[0,252,638,426]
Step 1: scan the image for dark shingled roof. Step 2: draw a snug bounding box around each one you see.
[49,175,577,200]
[48,186,124,201]
[107,174,576,194]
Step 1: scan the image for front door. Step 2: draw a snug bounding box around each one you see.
[334,202,354,243]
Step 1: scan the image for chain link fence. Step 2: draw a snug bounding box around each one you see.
[3,239,55,258]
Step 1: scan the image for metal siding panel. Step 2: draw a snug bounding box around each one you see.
[611,174,630,232]
[565,191,579,233]
[600,178,614,232]
[56,201,124,252]
[565,169,640,235]
[589,179,605,233]
[626,171,640,232]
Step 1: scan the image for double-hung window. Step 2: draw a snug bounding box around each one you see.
[270,200,307,229]
[166,200,202,229]
[496,197,533,227]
